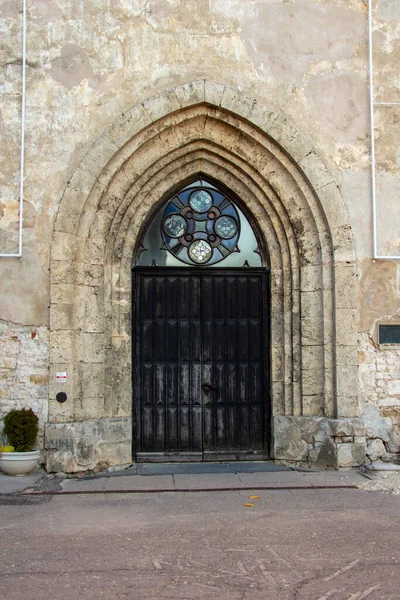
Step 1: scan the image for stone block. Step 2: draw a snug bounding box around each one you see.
[51,284,75,305]
[388,380,400,395]
[84,286,105,333]
[337,396,360,418]
[335,309,358,346]
[337,442,365,467]
[273,416,309,462]
[298,151,333,190]
[309,440,337,469]
[142,89,181,122]
[73,363,104,400]
[302,395,324,416]
[292,416,325,443]
[366,438,386,461]
[83,135,119,179]
[79,332,105,364]
[301,317,324,345]
[300,346,323,375]
[336,365,359,397]
[271,381,285,415]
[319,418,365,437]
[300,264,323,292]
[68,165,98,198]
[51,232,76,262]
[204,81,225,107]
[76,183,106,240]
[386,428,400,454]
[318,183,352,229]
[302,368,324,396]
[271,345,284,381]
[85,236,106,266]
[44,417,132,473]
[271,315,285,345]
[301,290,323,319]
[220,87,255,119]
[334,264,358,309]
[174,80,205,108]
[73,397,105,422]
[361,402,391,442]
[50,330,74,363]
[108,104,153,148]
[54,187,85,235]
[247,102,278,134]
[382,452,400,463]
[76,263,104,287]
[337,345,358,366]
[50,304,74,331]
[331,224,356,263]
[106,380,131,419]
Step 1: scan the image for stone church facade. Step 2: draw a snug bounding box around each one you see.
[0,0,399,472]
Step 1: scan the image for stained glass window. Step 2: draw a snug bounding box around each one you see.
[135,178,263,268]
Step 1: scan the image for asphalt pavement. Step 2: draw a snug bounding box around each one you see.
[0,481,399,600]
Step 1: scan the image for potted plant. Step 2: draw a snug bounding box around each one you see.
[0,408,40,476]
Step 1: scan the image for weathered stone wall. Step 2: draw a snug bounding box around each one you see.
[0,323,49,446]
[0,0,399,470]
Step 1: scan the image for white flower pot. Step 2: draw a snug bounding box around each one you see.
[0,450,40,476]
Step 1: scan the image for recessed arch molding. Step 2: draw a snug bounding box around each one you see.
[45,80,365,472]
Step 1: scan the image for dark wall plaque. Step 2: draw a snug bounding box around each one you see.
[379,325,400,344]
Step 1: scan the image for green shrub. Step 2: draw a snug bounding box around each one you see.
[3,408,38,452]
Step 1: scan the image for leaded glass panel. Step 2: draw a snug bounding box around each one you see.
[136,178,263,267]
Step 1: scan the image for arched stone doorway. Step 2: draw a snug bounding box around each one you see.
[46,81,363,473]
[132,177,270,461]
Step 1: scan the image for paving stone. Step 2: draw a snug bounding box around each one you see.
[0,471,44,495]
[61,478,106,492]
[173,473,242,489]
[237,472,307,486]
[103,475,174,491]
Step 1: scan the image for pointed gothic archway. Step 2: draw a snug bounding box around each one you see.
[46,81,362,473]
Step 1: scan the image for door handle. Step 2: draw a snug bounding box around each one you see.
[202,383,218,396]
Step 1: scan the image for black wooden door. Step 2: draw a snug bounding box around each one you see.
[133,269,269,461]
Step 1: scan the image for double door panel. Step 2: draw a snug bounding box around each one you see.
[134,269,269,460]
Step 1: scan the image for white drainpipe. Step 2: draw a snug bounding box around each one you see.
[0,0,26,258]
[368,0,400,260]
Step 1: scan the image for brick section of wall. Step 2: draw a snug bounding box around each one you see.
[359,332,400,408]
[359,332,400,462]
[0,324,49,447]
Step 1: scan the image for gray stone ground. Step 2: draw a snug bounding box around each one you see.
[0,468,399,599]
[359,471,400,495]
[0,464,368,495]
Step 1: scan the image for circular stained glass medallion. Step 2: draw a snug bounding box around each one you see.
[214,215,238,239]
[189,190,213,213]
[188,239,213,264]
[164,214,187,238]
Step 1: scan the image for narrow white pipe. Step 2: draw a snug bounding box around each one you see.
[0,0,26,259]
[368,0,400,261]
[368,0,378,260]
